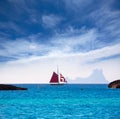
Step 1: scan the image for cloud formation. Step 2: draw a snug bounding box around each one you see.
[0,0,120,83]
[42,14,62,28]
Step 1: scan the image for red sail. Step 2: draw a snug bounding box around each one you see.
[60,73,67,82]
[50,72,59,83]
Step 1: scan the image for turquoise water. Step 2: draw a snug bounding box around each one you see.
[0,84,120,119]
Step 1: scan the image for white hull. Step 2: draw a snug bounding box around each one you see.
[50,82,67,85]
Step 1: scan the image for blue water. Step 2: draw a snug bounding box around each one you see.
[0,84,120,119]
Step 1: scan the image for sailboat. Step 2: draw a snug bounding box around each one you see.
[49,67,67,85]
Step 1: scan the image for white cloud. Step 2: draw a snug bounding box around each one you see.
[52,29,97,48]
[0,26,119,61]
[64,0,93,13]
[89,1,120,42]
[64,0,120,44]
[0,43,119,84]
[0,28,97,59]
[84,44,120,62]
[42,14,62,28]
[0,37,49,58]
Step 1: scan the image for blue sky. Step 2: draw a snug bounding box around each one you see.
[0,0,120,83]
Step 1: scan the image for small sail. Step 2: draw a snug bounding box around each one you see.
[50,72,59,84]
[60,74,67,83]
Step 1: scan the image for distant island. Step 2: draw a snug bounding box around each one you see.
[108,80,120,88]
[0,84,27,90]
[69,69,108,84]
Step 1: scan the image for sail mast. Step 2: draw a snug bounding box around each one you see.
[57,65,60,84]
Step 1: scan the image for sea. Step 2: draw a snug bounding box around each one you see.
[0,84,120,119]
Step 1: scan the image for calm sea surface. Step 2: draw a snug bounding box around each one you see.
[0,84,120,119]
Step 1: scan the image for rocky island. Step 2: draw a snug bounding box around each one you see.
[108,80,120,88]
[0,84,27,90]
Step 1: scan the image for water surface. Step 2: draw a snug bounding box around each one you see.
[0,84,120,119]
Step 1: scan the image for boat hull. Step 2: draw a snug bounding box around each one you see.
[50,82,67,85]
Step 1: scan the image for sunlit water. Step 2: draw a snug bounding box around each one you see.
[0,84,120,119]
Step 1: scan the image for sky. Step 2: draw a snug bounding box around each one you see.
[0,0,120,84]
